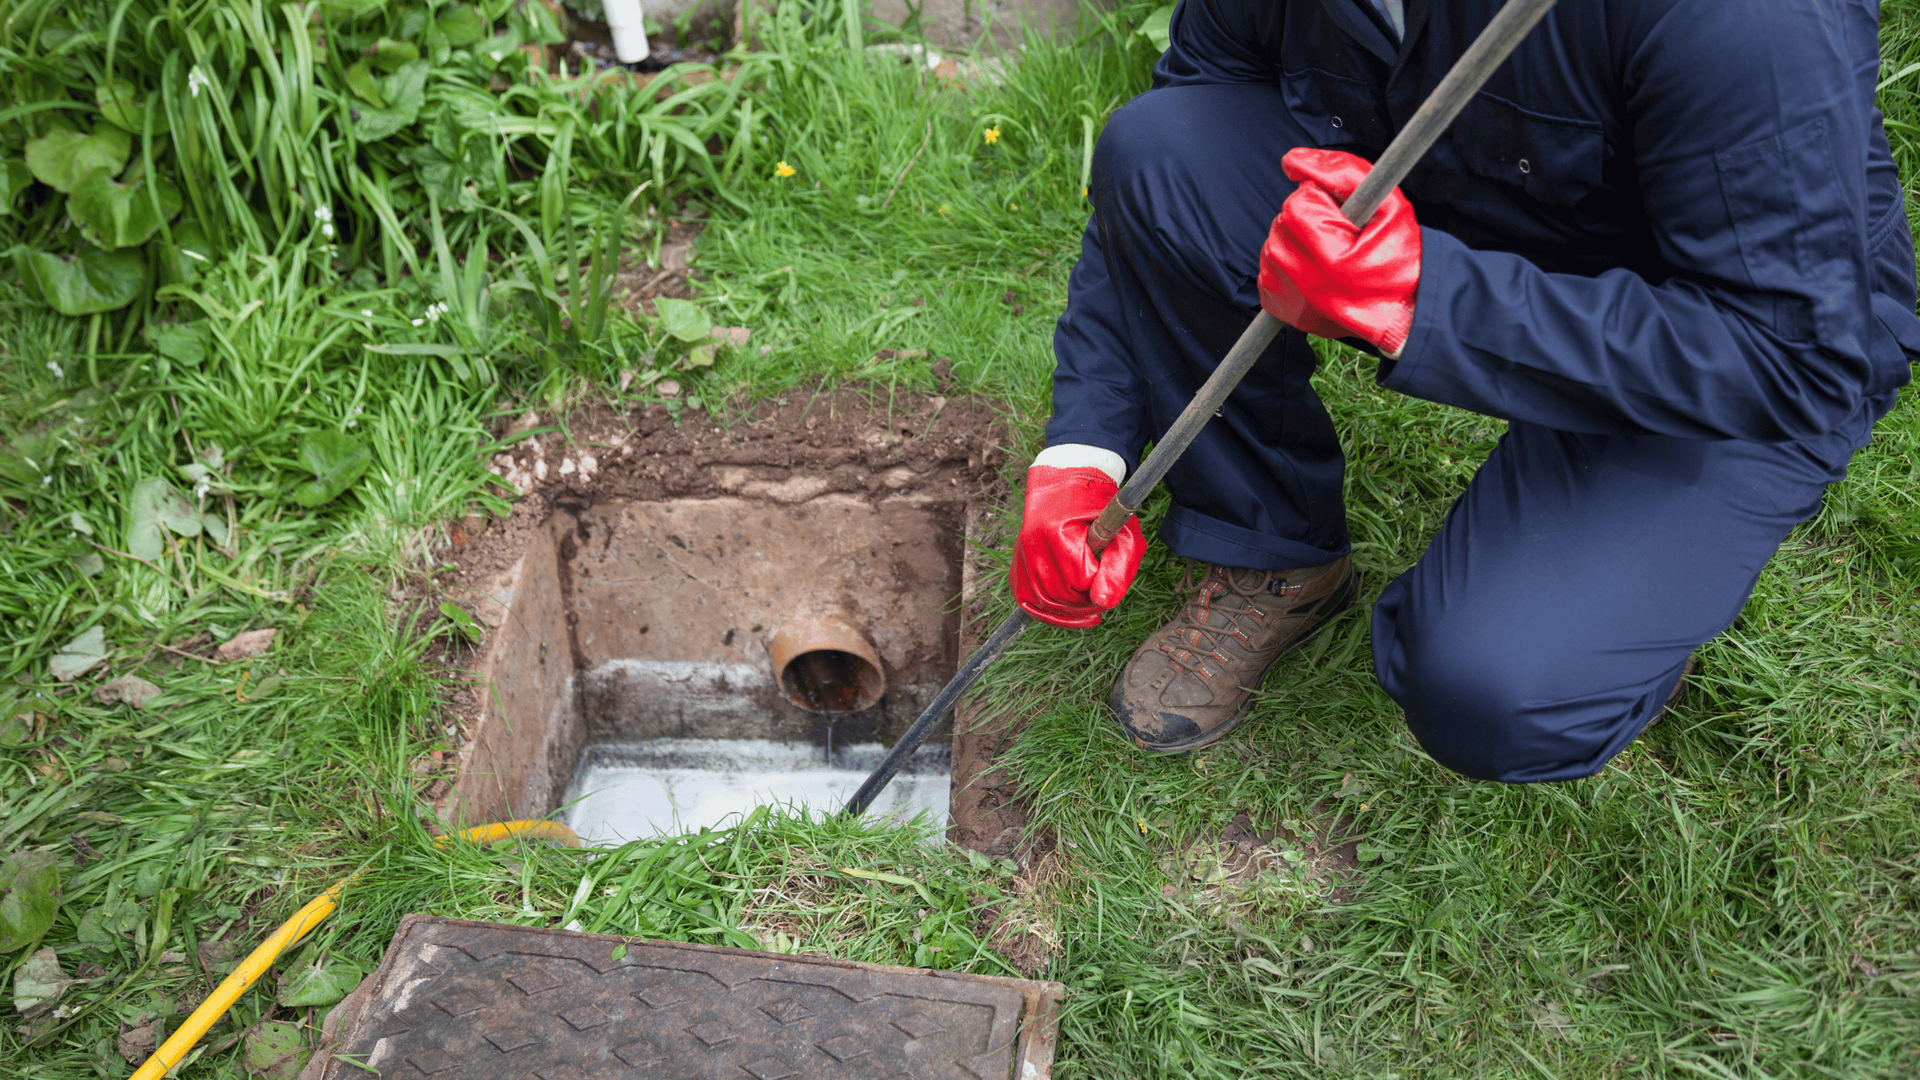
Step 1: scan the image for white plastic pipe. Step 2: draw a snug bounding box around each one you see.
[603,0,650,63]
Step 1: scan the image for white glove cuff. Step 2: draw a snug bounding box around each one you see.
[1032,443,1127,486]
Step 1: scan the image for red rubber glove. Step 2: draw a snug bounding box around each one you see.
[1258,147,1421,357]
[1009,466,1146,629]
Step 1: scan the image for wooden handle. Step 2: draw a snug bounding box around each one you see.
[1086,500,1135,555]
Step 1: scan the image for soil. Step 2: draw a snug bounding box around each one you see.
[977,843,1069,977]
[431,387,1031,848]
[1159,810,1363,911]
[609,218,702,318]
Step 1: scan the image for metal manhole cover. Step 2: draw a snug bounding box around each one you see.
[314,915,1064,1079]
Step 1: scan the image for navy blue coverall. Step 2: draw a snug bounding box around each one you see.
[1046,0,1919,781]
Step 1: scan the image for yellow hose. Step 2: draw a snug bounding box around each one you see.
[129,820,580,1080]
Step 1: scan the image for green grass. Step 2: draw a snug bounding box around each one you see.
[3,0,1919,1077]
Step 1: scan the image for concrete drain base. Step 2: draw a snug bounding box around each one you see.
[311,915,1064,1080]
[565,739,951,842]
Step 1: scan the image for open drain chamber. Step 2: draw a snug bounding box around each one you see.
[445,494,969,842]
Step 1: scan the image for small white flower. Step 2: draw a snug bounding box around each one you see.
[346,419,357,428]
[321,223,335,239]
[490,50,505,62]
[46,360,63,379]
[194,481,211,500]
[41,475,51,486]
[188,66,212,98]
[412,318,425,326]
[361,309,373,318]
[314,205,334,223]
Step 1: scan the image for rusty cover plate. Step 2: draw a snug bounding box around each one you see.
[314,915,1064,1080]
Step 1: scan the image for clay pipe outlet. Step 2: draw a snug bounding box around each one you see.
[767,614,886,714]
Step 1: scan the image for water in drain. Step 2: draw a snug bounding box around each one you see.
[564,738,950,843]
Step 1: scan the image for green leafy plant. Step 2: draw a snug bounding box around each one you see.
[14,248,146,315]
[293,433,374,507]
[0,851,61,953]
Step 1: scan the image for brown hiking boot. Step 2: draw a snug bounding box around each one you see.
[1110,556,1357,753]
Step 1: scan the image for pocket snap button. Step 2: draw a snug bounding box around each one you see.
[1518,158,1532,174]
[1331,116,1344,129]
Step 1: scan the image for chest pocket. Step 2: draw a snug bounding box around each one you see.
[1451,91,1607,209]
[1282,68,1390,153]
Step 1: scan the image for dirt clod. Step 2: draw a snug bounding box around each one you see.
[118,1020,163,1064]
[214,629,276,662]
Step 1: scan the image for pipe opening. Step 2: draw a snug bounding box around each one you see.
[782,648,884,714]
[767,613,888,715]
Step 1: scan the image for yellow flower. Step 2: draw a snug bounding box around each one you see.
[983,125,1000,145]
[774,161,796,178]
[937,204,950,214]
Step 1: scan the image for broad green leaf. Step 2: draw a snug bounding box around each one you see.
[0,699,29,746]
[16,247,146,314]
[23,126,131,193]
[0,850,60,952]
[355,60,430,142]
[292,432,372,507]
[278,953,368,1007]
[438,4,487,45]
[95,79,169,135]
[13,948,77,1016]
[1137,4,1175,53]
[654,297,712,343]
[477,30,521,67]
[128,477,197,561]
[49,625,107,682]
[74,552,104,577]
[167,221,214,284]
[0,159,31,213]
[244,1020,308,1080]
[76,898,142,946]
[202,513,229,547]
[370,37,421,72]
[516,0,566,44]
[684,343,717,368]
[151,322,210,366]
[345,59,386,108]
[133,863,165,898]
[69,168,181,250]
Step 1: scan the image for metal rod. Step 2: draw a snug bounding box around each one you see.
[843,606,1030,817]
[844,0,1559,819]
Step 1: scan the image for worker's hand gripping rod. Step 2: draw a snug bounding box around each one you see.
[845,0,1558,818]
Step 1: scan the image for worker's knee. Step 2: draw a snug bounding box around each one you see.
[1089,91,1196,228]
[1090,84,1293,239]
[1372,588,1627,784]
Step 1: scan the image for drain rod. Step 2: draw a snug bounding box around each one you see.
[844,0,1560,818]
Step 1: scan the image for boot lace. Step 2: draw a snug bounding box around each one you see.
[1158,567,1286,681]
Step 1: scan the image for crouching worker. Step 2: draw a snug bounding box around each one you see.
[1012,0,1918,781]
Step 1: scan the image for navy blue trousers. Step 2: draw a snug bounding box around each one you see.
[1054,82,1869,783]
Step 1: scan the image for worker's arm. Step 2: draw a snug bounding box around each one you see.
[1383,0,1916,441]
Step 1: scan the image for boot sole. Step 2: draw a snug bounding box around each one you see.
[1115,570,1360,755]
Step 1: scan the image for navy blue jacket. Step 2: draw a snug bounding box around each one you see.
[1053,0,1918,447]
